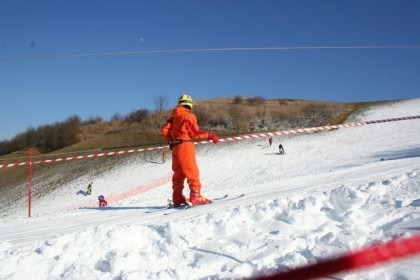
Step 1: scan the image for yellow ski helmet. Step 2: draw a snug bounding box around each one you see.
[178,94,193,109]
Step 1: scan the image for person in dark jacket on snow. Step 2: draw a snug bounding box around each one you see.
[86,182,92,196]
[279,144,285,155]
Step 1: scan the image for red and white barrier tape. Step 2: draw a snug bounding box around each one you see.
[257,234,420,280]
[1,115,419,169]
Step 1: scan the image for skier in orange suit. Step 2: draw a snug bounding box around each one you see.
[161,94,219,206]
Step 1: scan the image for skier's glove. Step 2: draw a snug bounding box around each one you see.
[208,133,219,144]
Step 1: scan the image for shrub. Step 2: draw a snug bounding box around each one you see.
[124,109,149,123]
[111,113,123,121]
[0,115,82,155]
[248,96,266,106]
[233,95,243,105]
[83,116,103,125]
[301,104,330,126]
[194,108,212,127]
[36,115,82,153]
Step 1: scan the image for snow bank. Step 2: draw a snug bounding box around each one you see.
[1,168,419,279]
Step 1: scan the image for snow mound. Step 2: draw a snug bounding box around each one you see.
[1,169,419,279]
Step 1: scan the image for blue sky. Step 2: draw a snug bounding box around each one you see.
[1,0,420,140]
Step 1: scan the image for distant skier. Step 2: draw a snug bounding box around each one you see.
[269,137,273,147]
[279,144,285,155]
[161,94,219,206]
[86,182,92,196]
[98,195,108,207]
[162,151,167,164]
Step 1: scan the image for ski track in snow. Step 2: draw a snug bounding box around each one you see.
[0,99,419,280]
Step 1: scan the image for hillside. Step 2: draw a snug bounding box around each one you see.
[0,98,398,214]
[0,98,419,279]
[1,97,381,159]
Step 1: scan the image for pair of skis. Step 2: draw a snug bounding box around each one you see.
[145,193,245,214]
[166,194,228,209]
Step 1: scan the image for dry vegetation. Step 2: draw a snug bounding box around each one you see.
[1,97,379,164]
[193,97,354,132]
[80,97,356,138]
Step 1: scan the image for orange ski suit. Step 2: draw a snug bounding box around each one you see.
[161,105,213,203]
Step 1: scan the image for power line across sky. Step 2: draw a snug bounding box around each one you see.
[1,45,420,61]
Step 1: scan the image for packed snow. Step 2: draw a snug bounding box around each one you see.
[0,99,419,280]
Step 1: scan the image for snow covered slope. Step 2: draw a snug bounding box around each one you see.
[0,99,419,279]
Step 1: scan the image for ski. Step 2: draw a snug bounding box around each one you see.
[182,194,229,209]
[162,193,245,215]
[144,195,227,214]
[145,194,245,215]
[185,193,245,209]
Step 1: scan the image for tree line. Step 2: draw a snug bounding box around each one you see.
[0,94,170,156]
[0,108,155,156]
[0,116,82,155]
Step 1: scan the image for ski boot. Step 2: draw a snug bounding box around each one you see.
[167,193,187,208]
[189,189,212,206]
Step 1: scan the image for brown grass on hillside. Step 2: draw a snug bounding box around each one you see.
[79,98,354,140]
[191,98,353,132]
[1,97,358,160]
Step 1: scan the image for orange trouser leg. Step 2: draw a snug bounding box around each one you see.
[172,151,186,204]
[172,142,202,198]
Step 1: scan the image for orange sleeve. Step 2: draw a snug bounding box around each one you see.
[185,113,210,140]
[161,118,173,142]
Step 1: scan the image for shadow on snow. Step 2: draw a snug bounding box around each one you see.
[81,206,166,211]
[374,147,420,162]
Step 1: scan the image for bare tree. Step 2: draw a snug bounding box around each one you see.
[154,94,169,113]
[111,113,123,121]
